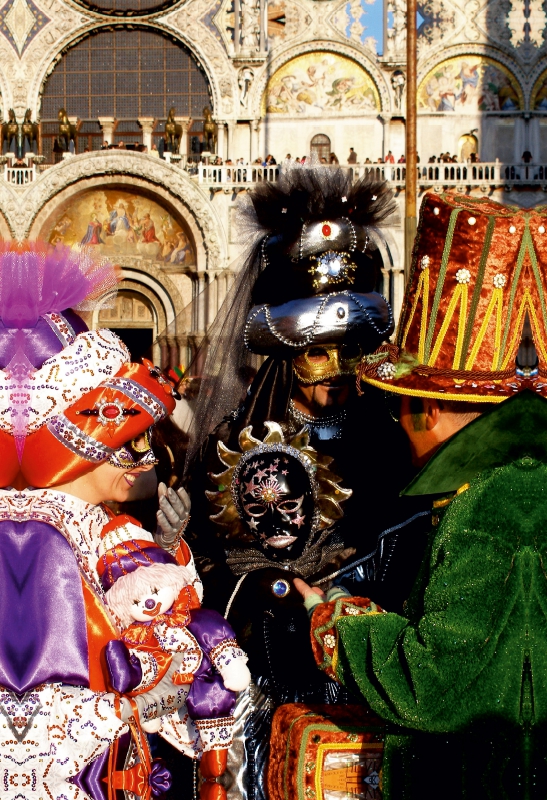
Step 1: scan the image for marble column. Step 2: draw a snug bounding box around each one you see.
[207,274,219,322]
[250,119,260,162]
[159,337,169,371]
[216,121,226,161]
[227,122,235,161]
[138,117,155,150]
[193,272,208,334]
[98,117,115,146]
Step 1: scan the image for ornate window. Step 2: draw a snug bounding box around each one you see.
[40,28,211,161]
[310,134,331,163]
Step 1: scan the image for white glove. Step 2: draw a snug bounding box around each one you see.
[219,660,252,693]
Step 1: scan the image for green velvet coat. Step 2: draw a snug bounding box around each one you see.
[332,391,547,799]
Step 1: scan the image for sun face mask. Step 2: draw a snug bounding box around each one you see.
[235,450,315,562]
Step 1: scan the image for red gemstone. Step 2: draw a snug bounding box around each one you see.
[102,404,121,419]
[322,224,331,237]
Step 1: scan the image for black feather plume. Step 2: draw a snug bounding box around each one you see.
[243,167,396,245]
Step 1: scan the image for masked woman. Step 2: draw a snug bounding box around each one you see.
[0,244,202,800]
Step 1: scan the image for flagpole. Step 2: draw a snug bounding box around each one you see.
[405,0,417,282]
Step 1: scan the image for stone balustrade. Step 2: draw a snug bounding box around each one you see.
[3,153,547,193]
[197,160,547,191]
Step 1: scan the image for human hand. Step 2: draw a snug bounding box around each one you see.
[293,578,327,603]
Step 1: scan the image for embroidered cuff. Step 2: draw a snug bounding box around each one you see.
[209,638,247,672]
[310,596,383,680]
[195,715,235,751]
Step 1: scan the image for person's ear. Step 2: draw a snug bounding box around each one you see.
[424,399,442,431]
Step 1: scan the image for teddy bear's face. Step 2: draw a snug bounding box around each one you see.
[130,583,179,623]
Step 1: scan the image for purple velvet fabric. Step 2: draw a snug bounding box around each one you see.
[99,547,178,591]
[105,639,143,693]
[186,608,237,720]
[68,746,109,800]
[0,519,89,692]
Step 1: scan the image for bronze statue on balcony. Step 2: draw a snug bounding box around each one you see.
[1,110,19,156]
[57,108,76,153]
[203,107,217,153]
[21,109,39,155]
[165,107,182,153]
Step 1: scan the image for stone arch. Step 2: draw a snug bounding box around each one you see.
[417,50,524,112]
[252,41,390,117]
[28,20,230,121]
[94,277,181,367]
[17,152,226,269]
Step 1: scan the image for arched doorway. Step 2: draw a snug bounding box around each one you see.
[459,133,478,162]
[310,134,331,163]
[98,290,155,361]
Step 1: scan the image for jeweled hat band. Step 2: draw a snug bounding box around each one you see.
[360,192,547,402]
[286,217,362,261]
[244,291,393,356]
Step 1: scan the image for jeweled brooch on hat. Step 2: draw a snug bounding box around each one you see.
[308,251,356,289]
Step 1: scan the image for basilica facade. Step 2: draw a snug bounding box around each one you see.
[0,0,542,365]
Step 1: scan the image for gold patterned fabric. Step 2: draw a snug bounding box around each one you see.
[360,192,547,402]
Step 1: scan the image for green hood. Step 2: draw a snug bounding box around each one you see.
[403,389,547,496]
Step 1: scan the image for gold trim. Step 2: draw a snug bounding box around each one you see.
[361,376,507,403]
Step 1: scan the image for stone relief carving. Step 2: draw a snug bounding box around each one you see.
[506,0,547,59]
[420,0,546,66]
[213,0,308,58]
[238,66,254,107]
[0,153,226,268]
[239,0,261,51]
[391,68,405,108]
[417,0,456,47]
[385,0,406,59]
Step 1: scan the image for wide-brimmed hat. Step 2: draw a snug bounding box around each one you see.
[359,192,547,402]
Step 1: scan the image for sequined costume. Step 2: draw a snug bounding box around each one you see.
[0,244,196,800]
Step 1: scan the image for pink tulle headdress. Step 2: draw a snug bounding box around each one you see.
[0,242,119,328]
[0,242,121,461]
